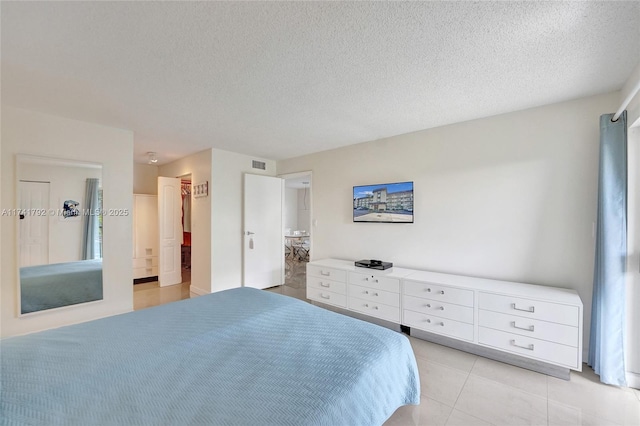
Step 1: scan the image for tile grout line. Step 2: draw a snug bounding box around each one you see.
[546,375,550,426]
[450,356,477,409]
[448,357,500,426]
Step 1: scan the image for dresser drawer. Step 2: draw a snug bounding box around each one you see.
[479,327,579,368]
[307,288,347,308]
[403,280,474,307]
[403,310,474,341]
[478,292,579,327]
[349,297,400,323]
[307,265,347,283]
[348,272,400,293]
[349,284,400,307]
[307,277,347,295]
[133,257,158,268]
[133,266,158,279]
[479,310,579,347]
[403,295,474,324]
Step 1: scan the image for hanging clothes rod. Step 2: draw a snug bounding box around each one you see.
[613,62,640,122]
[181,182,191,195]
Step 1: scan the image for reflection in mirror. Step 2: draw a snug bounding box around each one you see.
[17,155,103,314]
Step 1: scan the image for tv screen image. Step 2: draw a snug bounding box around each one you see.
[353,181,414,223]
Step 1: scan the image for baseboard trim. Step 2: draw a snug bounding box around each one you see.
[133,276,158,284]
[626,371,640,389]
[410,328,571,380]
[189,286,208,296]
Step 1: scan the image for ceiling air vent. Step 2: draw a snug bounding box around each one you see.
[252,160,266,170]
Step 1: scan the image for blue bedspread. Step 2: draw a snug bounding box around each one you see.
[20,259,103,314]
[1,288,420,425]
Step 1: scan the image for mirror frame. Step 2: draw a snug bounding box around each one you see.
[16,154,105,316]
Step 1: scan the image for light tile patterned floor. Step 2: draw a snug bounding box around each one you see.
[133,261,640,426]
[384,337,640,426]
[133,267,196,310]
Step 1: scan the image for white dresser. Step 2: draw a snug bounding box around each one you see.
[307,258,583,377]
[307,259,414,325]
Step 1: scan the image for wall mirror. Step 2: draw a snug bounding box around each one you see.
[17,155,103,315]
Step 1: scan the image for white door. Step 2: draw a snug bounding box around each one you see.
[243,174,284,289]
[18,181,50,267]
[158,177,182,287]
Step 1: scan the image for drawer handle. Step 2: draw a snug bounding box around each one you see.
[511,303,535,313]
[439,306,445,311]
[511,321,534,332]
[426,288,432,292]
[511,340,534,351]
[320,282,330,288]
[438,322,444,326]
[320,271,331,277]
[364,290,380,297]
[425,319,431,323]
[320,294,331,299]
[425,303,431,308]
[374,279,379,283]
[438,290,445,295]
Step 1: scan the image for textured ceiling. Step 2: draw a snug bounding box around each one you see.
[2,1,639,164]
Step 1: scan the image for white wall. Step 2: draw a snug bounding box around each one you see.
[134,163,159,195]
[19,162,102,264]
[625,69,640,386]
[211,149,275,292]
[278,92,620,354]
[159,149,212,295]
[284,187,298,232]
[627,124,640,388]
[1,105,3,336]
[1,106,134,337]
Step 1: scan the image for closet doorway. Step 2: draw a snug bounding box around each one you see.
[180,175,192,286]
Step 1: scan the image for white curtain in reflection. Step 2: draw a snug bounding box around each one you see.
[82,178,100,260]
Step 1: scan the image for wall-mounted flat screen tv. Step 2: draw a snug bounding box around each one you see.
[353,181,414,223]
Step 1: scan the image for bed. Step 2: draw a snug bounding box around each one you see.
[1,287,420,425]
[20,259,103,314]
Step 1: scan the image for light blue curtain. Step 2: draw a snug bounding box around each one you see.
[82,178,100,260]
[589,111,627,386]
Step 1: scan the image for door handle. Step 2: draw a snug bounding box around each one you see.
[246,231,255,236]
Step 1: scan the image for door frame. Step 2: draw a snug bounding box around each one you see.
[279,171,313,263]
